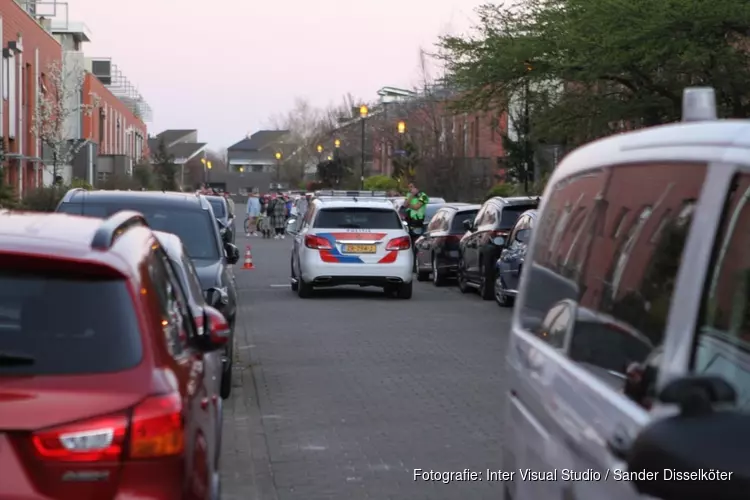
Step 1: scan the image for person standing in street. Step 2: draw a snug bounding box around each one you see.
[269,194,287,239]
[404,182,429,269]
[246,192,261,236]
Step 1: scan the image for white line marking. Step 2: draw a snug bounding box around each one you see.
[270,284,290,288]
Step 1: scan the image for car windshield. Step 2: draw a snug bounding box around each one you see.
[424,204,445,222]
[451,210,479,232]
[0,271,142,375]
[57,202,221,260]
[207,197,226,217]
[314,208,403,229]
[500,205,537,229]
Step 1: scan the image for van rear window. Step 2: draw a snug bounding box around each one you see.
[0,271,142,375]
[313,208,403,229]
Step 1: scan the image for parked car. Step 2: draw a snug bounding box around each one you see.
[289,192,414,298]
[457,196,540,299]
[494,209,537,306]
[206,194,236,244]
[56,189,240,398]
[0,210,229,499]
[504,88,750,500]
[415,203,480,285]
[154,230,226,439]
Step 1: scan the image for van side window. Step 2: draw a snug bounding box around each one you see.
[694,173,750,409]
[520,163,707,404]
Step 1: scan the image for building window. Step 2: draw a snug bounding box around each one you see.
[96,171,111,182]
[252,165,263,173]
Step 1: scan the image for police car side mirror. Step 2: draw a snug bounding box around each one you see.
[401,220,409,229]
[625,376,746,499]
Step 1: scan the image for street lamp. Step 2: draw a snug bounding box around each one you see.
[359,105,368,189]
[397,120,406,134]
[334,138,340,148]
[327,155,333,161]
[275,151,282,186]
[317,144,323,153]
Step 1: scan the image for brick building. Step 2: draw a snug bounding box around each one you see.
[1,0,62,196]
[321,86,508,200]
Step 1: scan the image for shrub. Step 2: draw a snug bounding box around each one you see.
[21,186,66,212]
[363,175,398,192]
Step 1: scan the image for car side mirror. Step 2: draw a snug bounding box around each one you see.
[197,305,230,351]
[286,217,298,235]
[492,236,506,246]
[462,219,473,231]
[204,286,228,308]
[626,376,748,500]
[402,220,409,229]
[224,242,240,264]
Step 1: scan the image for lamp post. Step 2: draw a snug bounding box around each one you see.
[275,151,282,188]
[396,120,406,179]
[359,105,368,189]
[201,157,207,184]
[316,144,323,162]
[522,60,533,193]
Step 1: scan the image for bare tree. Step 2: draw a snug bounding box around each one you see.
[31,59,100,183]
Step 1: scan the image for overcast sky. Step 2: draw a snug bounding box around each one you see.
[56,0,483,149]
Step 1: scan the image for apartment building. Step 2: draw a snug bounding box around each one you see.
[50,20,149,186]
[1,0,62,196]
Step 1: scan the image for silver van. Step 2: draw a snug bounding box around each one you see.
[504,88,750,500]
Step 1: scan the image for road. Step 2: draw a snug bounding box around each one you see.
[221,233,512,500]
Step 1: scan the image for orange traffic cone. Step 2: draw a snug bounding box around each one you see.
[243,246,255,269]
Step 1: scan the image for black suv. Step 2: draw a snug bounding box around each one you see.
[56,189,241,397]
[457,196,540,299]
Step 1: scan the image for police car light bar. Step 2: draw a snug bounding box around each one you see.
[682,87,717,122]
[314,190,388,198]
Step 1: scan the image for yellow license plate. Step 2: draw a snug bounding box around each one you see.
[343,244,377,253]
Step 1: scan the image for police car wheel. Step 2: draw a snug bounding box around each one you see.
[297,278,313,298]
[396,281,413,299]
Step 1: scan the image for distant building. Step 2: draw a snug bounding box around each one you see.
[227,130,299,191]
[147,129,207,189]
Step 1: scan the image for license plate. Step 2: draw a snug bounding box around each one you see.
[343,244,376,253]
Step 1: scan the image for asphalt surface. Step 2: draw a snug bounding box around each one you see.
[221,233,512,500]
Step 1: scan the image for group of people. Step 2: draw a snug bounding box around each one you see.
[246,192,311,239]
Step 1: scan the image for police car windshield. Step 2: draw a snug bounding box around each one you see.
[314,208,403,229]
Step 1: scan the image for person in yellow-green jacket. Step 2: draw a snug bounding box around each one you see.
[404,182,429,270]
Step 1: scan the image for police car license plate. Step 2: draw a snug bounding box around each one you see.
[343,244,376,253]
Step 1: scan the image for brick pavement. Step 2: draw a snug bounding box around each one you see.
[222,235,512,499]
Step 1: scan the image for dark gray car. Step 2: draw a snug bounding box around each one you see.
[56,189,240,398]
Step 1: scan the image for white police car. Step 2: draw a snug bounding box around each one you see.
[288,191,414,298]
[505,88,750,500]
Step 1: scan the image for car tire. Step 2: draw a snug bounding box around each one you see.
[220,366,232,399]
[479,263,495,300]
[457,260,471,293]
[494,275,514,307]
[432,254,446,286]
[397,281,413,299]
[298,277,313,298]
[290,258,299,291]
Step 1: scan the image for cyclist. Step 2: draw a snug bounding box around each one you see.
[404,182,429,270]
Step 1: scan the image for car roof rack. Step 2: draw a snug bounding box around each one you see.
[91,210,149,250]
[314,190,388,199]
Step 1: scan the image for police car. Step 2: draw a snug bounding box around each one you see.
[288,190,414,299]
[505,88,750,500]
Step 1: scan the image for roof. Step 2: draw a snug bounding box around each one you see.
[314,198,396,210]
[443,203,480,211]
[228,130,290,151]
[551,120,750,183]
[63,189,208,210]
[169,142,207,163]
[0,211,152,277]
[487,196,541,206]
[156,129,196,147]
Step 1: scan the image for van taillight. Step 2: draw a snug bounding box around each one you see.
[129,393,184,458]
[32,414,128,462]
[31,393,184,462]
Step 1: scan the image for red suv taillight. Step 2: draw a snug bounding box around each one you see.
[304,235,332,249]
[386,236,411,250]
[31,393,184,462]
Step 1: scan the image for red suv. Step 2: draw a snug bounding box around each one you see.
[0,211,229,499]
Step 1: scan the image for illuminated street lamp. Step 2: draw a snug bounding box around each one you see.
[274,151,282,184]
[334,138,340,148]
[327,155,333,161]
[359,105,368,189]
[397,121,406,134]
